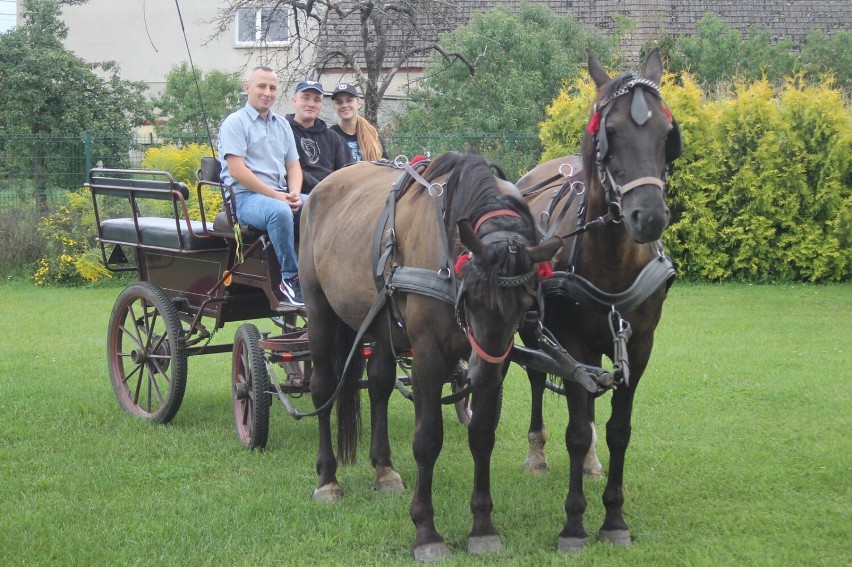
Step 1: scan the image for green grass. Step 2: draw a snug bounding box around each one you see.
[0,282,849,566]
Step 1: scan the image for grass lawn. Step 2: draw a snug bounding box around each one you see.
[0,282,849,566]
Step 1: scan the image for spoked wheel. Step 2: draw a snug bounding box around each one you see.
[107,282,188,424]
[232,324,270,450]
[451,360,503,427]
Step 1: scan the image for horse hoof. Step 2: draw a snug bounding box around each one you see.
[312,484,342,503]
[558,536,589,553]
[523,459,549,475]
[583,465,605,480]
[375,469,405,492]
[599,529,631,546]
[413,542,451,563]
[468,534,502,555]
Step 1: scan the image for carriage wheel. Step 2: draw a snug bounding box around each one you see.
[107,282,188,424]
[232,324,270,450]
[451,361,503,427]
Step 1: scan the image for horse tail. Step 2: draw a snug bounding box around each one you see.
[333,322,363,465]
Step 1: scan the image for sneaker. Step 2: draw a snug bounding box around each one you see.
[279,277,304,308]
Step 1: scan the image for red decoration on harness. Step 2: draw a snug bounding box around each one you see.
[536,262,553,280]
[410,155,427,165]
[586,110,601,134]
[454,252,471,276]
[663,106,673,122]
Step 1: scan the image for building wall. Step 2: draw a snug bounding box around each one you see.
[59,0,313,116]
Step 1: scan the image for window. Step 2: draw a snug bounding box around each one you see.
[235,7,288,47]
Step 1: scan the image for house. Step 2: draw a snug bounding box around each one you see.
[55,0,851,127]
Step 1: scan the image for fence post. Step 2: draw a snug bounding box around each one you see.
[508,130,516,151]
[84,131,93,182]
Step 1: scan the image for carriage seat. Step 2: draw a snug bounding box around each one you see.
[100,217,227,251]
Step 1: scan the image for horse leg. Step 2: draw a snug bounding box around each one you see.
[409,354,452,562]
[466,372,503,555]
[598,382,638,546]
[584,389,605,479]
[558,386,594,553]
[309,306,349,503]
[367,340,404,492]
[524,368,549,474]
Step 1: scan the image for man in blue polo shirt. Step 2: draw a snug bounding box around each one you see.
[218,65,305,308]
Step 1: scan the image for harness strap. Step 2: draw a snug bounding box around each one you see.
[609,173,666,196]
[542,253,676,314]
[474,208,522,232]
[280,285,391,419]
[388,267,456,304]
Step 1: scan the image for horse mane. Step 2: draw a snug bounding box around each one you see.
[427,152,539,312]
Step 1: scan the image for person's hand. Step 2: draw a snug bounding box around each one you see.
[285,192,302,211]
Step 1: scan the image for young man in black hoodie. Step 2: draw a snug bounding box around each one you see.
[286,80,352,195]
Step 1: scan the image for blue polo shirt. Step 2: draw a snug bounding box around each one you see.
[218,104,300,195]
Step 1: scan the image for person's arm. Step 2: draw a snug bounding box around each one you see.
[225,154,289,202]
[285,159,303,206]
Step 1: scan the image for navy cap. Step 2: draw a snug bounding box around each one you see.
[294,79,324,95]
[331,82,359,99]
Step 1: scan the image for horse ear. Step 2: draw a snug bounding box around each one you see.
[527,236,563,264]
[587,48,610,88]
[642,48,664,85]
[458,218,483,256]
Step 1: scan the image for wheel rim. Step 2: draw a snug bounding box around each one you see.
[108,284,185,422]
[231,324,269,450]
[233,336,255,446]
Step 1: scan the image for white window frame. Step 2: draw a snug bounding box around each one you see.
[234,7,289,48]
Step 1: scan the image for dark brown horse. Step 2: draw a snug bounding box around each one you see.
[515,49,680,551]
[299,152,561,561]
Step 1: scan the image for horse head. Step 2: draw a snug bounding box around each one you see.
[453,189,561,380]
[584,48,681,243]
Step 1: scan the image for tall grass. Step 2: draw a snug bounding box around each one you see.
[0,282,849,566]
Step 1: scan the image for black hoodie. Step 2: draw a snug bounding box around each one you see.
[285,115,352,194]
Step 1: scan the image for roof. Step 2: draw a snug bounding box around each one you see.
[317,0,852,69]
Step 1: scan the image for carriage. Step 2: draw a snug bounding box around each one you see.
[88,160,478,449]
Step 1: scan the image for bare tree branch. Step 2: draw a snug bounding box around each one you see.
[211,0,469,125]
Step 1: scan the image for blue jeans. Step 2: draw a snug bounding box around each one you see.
[235,191,305,280]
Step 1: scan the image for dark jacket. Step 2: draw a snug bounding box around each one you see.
[329,124,388,162]
[285,115,352,194]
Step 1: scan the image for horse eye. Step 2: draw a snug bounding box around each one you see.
[606,126,616,138]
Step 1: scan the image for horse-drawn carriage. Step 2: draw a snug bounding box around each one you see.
[88,159,480,447]
[90,49,680,562]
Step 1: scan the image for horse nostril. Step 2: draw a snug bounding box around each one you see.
[631,209,642,226]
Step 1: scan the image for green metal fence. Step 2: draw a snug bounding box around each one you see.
[0,131,541,210]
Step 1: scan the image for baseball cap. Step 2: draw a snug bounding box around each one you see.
[331,82,359,99]
[294,79,324,95]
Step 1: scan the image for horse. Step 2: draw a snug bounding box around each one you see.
[299,152,562,561]
[515,48,681,551]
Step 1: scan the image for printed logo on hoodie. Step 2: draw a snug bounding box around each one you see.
[300,138,320,164]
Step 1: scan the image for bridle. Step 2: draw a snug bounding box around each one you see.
[455,208,538,364]
[589,74,677,222]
